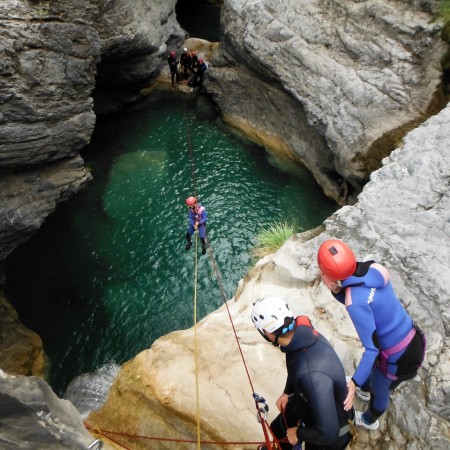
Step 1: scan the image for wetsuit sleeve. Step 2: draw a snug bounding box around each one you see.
[296,373,340,446]
[188,210,195,226]
[283,374,294,396]
[347,302,379,386]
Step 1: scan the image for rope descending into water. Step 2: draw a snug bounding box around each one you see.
[193,234,201,449]
[183,98,281,449]
[84,98,281,449]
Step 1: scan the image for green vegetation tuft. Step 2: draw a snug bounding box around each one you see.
[438,0,450,22]
[251,221,297,259]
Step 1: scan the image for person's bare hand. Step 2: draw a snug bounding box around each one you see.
[344,378,355,411]
[287,427,299,445]
[320,272,341,294]
[275,393,289,412]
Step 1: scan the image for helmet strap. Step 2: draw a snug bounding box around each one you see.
[258,328,272,343]
[273,332,281,347]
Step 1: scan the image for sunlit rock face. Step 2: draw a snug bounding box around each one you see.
[0,294,46,377]
[89,104,450,449]
[206,0,447,204]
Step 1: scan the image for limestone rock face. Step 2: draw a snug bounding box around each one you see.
[0,369,109,450]
[94,0,185,114]
[206,0,446,203]
[88,104,450,449]
[0,156,91,284]
[0,0,184,283]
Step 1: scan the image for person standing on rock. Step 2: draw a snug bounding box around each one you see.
[190,51,199,72]
[318,239,426,431]
[194,57,208,87]
[167,50,180,86]
[185,196,207,255]
[251,296,355,450]
[180,47,191,80]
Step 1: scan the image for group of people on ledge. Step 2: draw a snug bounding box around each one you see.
[252,240,426,449]
[182,196,426,450]
[167,48,208,87]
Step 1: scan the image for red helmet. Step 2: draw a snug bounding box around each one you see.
[170,51,175,57]
[317,240,356,280]
[185,196,197,206]
[198,58,204,63]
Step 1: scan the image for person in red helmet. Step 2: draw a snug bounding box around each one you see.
[190,51,199,71]
[185,197,207,255]
[317,239,425,432]
[189,57,208,88]
[167,50,179,86]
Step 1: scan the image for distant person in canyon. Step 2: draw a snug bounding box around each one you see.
[180,47,192,80]
[195,58,208,87]
[318,239,426,431]
[167,50,180,86]
[190,51,199,71]
[188,57,208,88]
[185,196,207,255]
[251,296,355,450]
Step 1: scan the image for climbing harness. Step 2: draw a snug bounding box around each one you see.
[378,323,426,381]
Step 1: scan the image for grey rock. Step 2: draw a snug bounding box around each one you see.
[0,156,91,284]
[207,0,446,203]
[0,0,184,281]
[0,369,102,450]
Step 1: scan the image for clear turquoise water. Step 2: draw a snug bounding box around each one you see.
[5,93,336,395]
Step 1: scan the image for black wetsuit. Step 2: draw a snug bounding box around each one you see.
[195,61,207,86]
[167,54,179,85]
[270,316,353,450]
[180,51,191,79]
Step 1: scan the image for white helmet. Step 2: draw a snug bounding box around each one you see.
[251,296,294,333]
[183,47,188,52]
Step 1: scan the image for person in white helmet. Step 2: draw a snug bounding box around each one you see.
[251,296,355,450]
[180,47,192,80]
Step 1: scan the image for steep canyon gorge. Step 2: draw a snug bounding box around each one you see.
[1,0,449,449]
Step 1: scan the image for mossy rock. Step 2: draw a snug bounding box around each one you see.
[442,21,450,43]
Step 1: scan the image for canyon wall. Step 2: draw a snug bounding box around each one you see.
[1,0,449,448]
[206,0,447,204]
[0,0,184,284]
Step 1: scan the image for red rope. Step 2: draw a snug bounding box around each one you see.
[85,421,265,446]
[181,100,273,449]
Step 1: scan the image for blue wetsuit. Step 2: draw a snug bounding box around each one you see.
[270,316,353,450]
[333,261,424,422]
[187,203,207,238]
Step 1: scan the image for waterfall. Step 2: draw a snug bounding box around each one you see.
[63,363,120,418]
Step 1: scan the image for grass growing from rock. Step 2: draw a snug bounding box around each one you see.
[251,221,296,259]
[439,0,450,21]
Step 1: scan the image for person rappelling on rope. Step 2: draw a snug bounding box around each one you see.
[251,296,355,450]
[318,239,426,431]
[185,196,207,255]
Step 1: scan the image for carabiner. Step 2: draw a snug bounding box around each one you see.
[88,439,103,449]
[253,392,269,423]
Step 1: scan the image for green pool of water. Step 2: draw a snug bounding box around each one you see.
[5,92,336,395]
